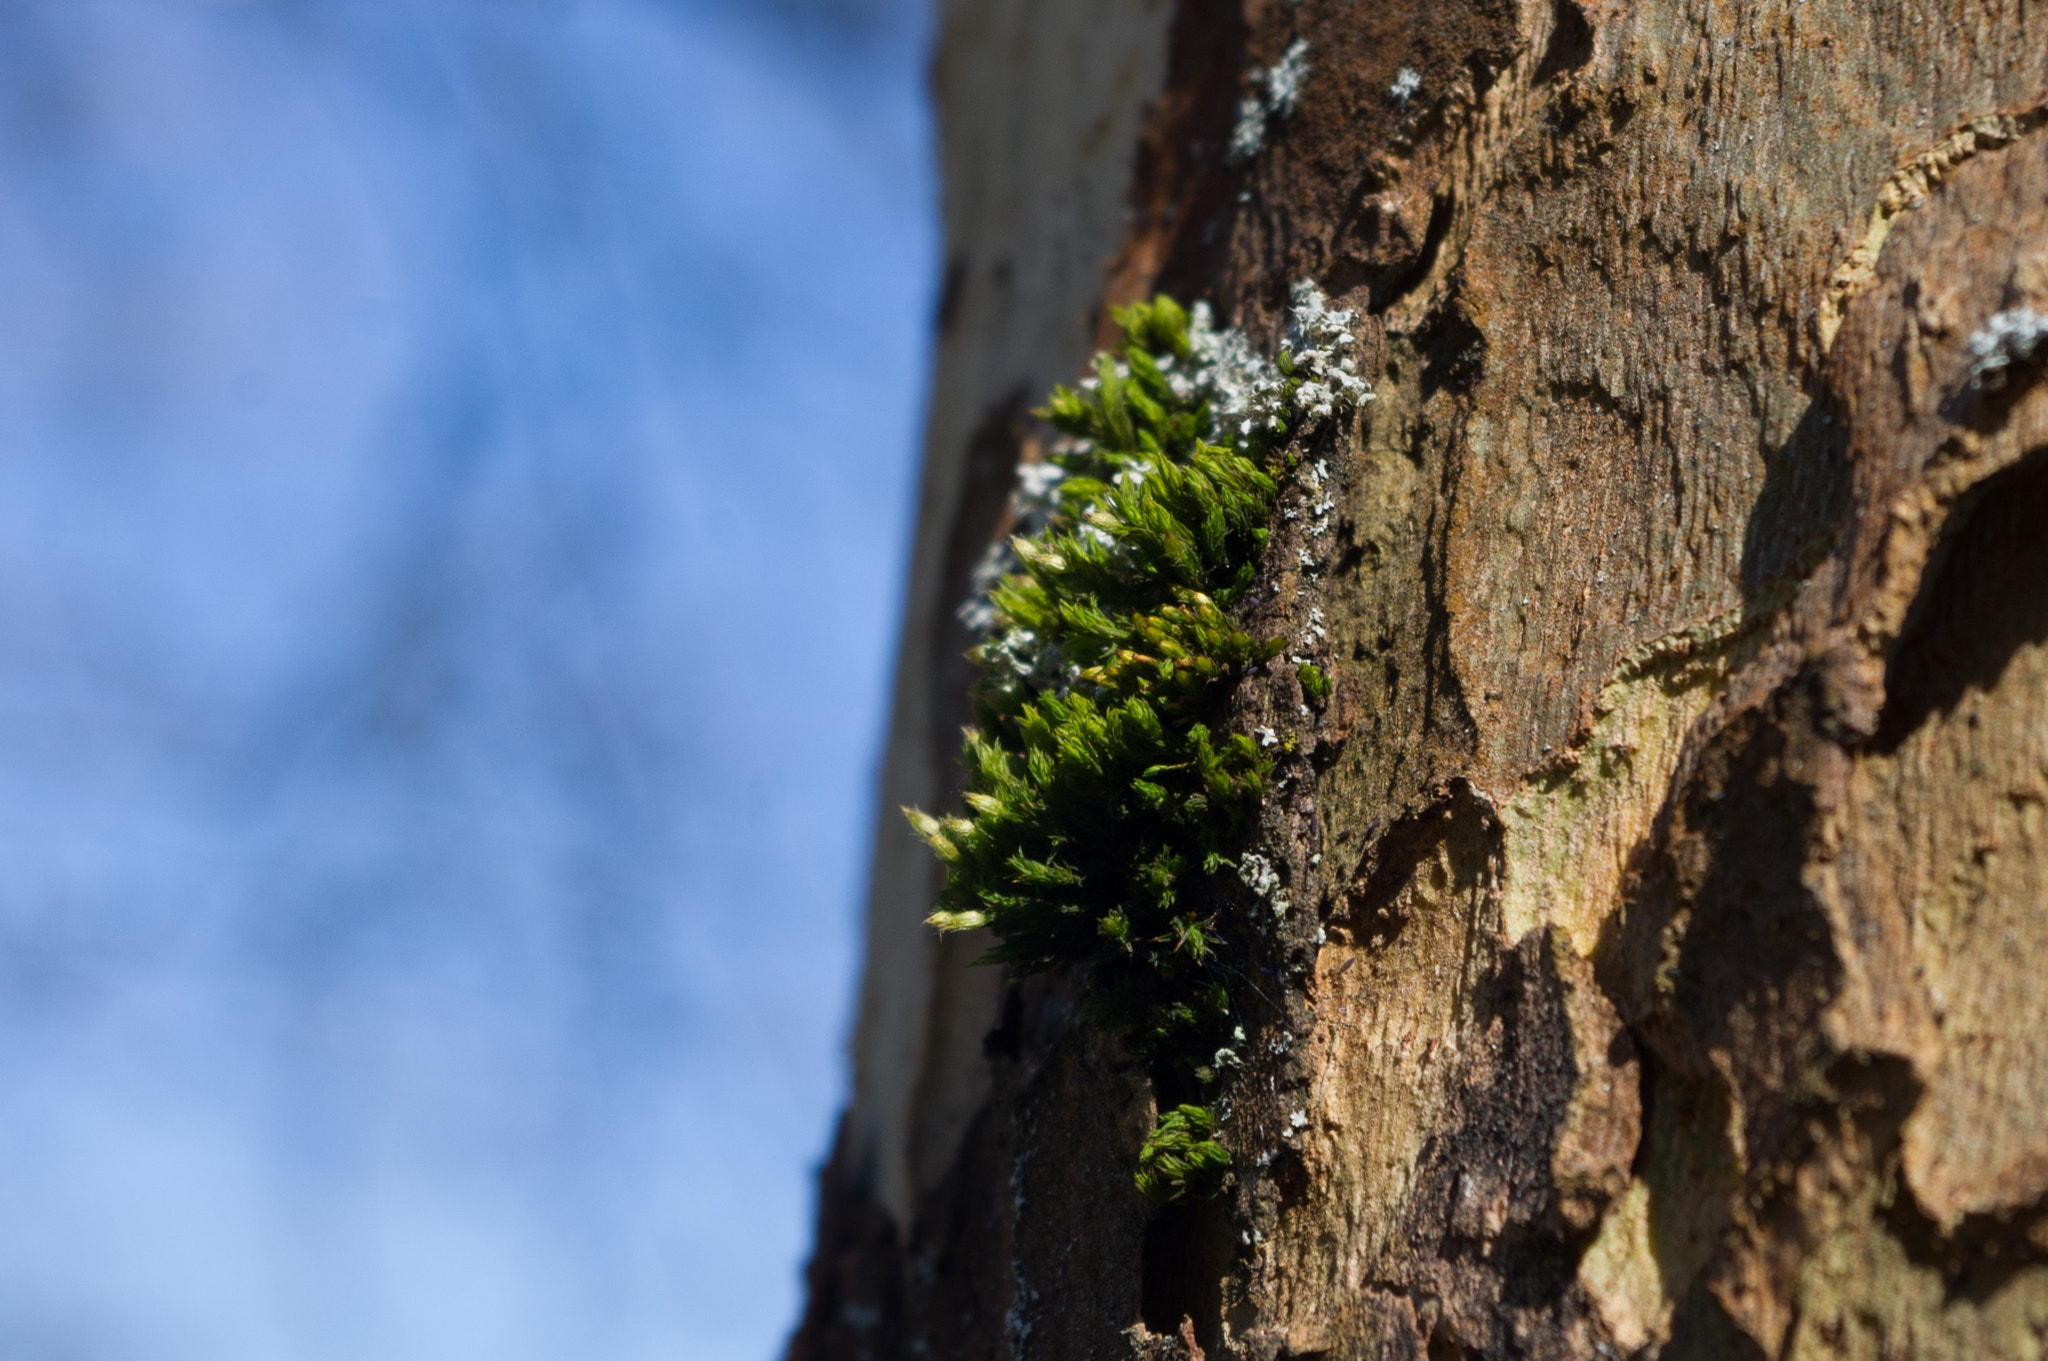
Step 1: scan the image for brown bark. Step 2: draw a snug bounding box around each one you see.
[790,3,2048,1357]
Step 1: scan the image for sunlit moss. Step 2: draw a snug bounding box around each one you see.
[909,289,1369,1200]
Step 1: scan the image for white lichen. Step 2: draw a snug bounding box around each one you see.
[1015,459,1066,515]
[1005,1295,1036,1348]
[976,623,1081,699]
[1187,301,1282,433]
[1228,96,1270,165]
[1282,280,1375,416]
[1389,66,1423,107]
[1227,38,1312,165]
[1265,38,1312,117]
[956,459,1069,635]
[1967,306,2048,387]
[1185,281,1373,439]
[956,560,1005,635]
[1238,850,1291,917]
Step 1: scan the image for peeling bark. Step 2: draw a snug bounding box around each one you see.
[790,2,2048,1357]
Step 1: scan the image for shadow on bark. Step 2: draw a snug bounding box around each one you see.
[1877,443,2048,751]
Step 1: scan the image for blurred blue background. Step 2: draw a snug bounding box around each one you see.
[0,1,932,1357]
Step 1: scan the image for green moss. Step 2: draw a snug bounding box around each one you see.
[1296,660,1331,705]
[1135,1104,1232,1204]
[908,293,1347,1201]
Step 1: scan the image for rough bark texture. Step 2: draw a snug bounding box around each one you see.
[789,3,2048,1358]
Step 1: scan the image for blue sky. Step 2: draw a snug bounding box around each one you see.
[0,2,933,1357]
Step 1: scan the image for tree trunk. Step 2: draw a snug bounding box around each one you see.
[789,2,2048,1356]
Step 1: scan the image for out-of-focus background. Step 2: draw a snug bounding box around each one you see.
[0,1,932,1357]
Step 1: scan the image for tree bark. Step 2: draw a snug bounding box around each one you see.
[790,2,2048,1357]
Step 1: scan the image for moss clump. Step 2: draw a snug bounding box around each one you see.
[910,291,1360,1201]
[1135,1103,1232,1203]
[1296,660,1331,705]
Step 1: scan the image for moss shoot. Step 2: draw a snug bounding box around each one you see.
[909,288,1368,1202]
